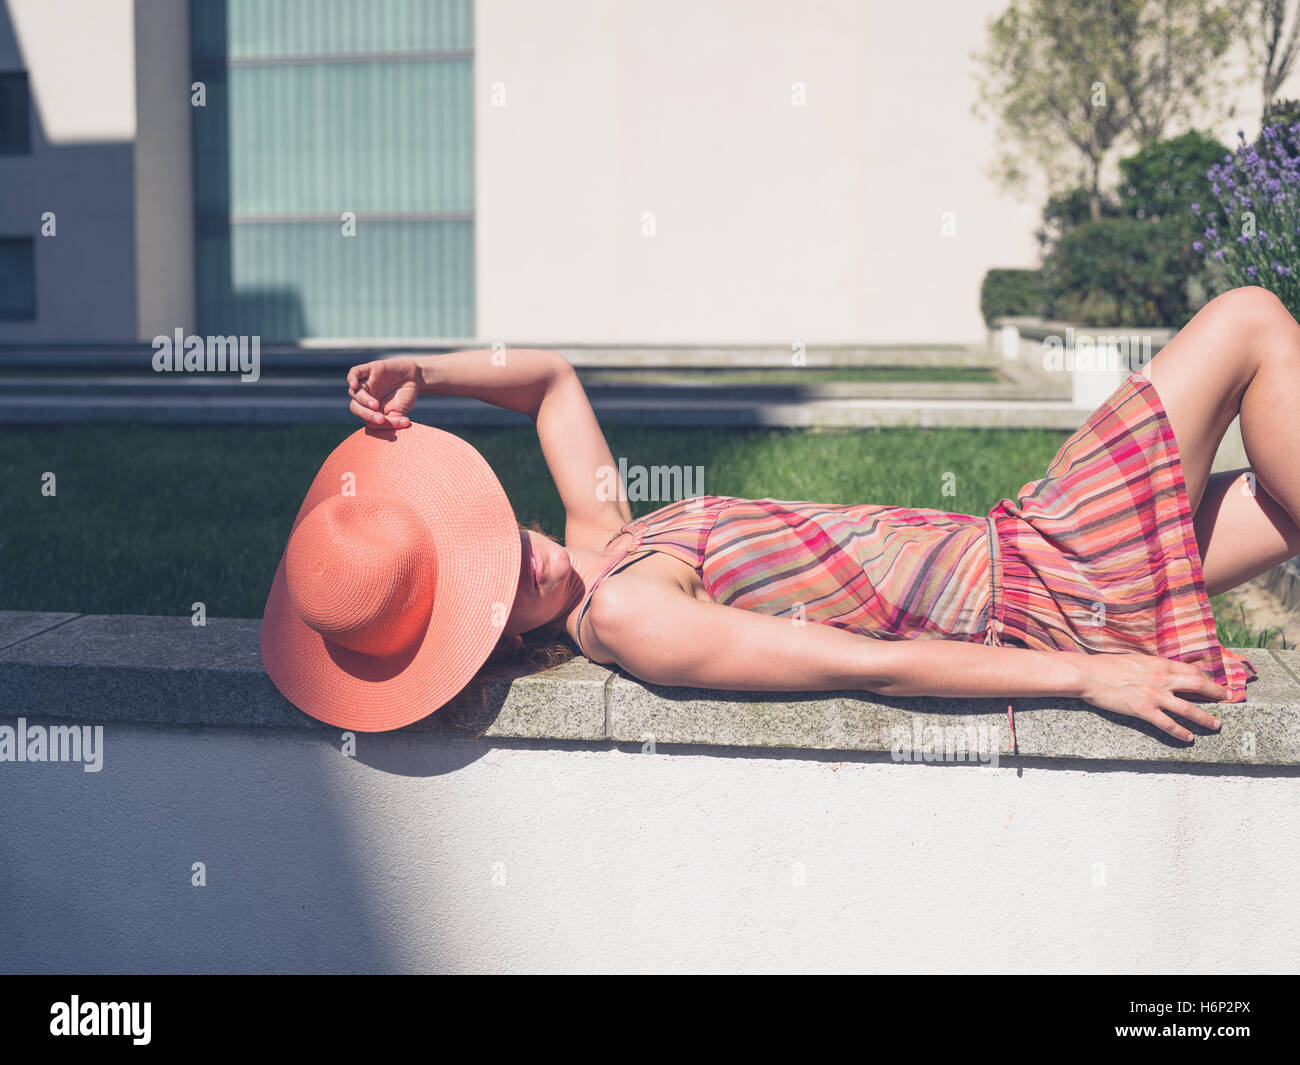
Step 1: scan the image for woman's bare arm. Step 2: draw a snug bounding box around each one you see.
[585,576,1230,741]
[348,348,631,546]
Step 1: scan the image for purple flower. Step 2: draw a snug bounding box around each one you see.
[1194,123,1300,308]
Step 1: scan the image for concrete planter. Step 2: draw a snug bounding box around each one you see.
[990,316,1176,410]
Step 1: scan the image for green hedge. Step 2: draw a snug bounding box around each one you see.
[979,268,1044,326]
[1039,217,1193,327]
[1117,131,1224,222]
[1015,132,1225,328]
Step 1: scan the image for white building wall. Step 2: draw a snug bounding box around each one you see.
[474,0,1294,346]
[1,0,1294,346]
[474,0,1041,345]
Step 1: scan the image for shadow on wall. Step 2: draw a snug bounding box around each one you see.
[0,1,138,342]
[0,1,411,972]
[0,0,305,344]
[0,722,440,973]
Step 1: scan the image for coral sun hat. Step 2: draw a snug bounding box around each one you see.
[260,423,521,732]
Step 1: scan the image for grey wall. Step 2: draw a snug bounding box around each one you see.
[0,0,139,342]
[133,0,194,339]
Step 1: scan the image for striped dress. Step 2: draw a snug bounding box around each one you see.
[574,370,1257,707]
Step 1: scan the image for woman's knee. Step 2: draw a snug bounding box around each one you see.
[1206,286,1300,374]
[1217,285,1294,333]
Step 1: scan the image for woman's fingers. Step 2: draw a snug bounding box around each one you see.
[1169,661,1230,701]
[348,385,380,410]
[1145,692,1224,743]
[1159,693,1223,732]
[347,377,381,409]
[348,397,388,426]
[1085,654,1233,742]
[346,364,371,393]
[348,396,411,428]
[348,362,398,419]
[346,365,383,409]
[1145,706,1195,742]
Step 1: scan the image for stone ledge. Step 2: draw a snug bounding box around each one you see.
[1,611,1297,766]
[0,612,607,740]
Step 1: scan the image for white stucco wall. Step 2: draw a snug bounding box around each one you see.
[471,0,1046,345]
[473,0,1298,346]
[1,723,1295,973]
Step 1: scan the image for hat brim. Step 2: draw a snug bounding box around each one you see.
[260,423,521,732]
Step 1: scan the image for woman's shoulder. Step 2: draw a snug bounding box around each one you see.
[580,549,712,663]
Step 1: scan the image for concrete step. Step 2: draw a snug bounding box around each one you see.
[0,341,998,371]
[0,391,1088,428]
[0,371,1070,404]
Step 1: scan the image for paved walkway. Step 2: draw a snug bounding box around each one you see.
[0,345,1087,428]
[0,379,1084,428]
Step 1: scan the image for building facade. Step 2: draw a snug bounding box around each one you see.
[0,0,1286,346]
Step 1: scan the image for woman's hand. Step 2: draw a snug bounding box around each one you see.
[1077,652,1228,741]
[347,357,420,428]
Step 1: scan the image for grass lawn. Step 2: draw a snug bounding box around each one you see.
[0,420,1275,647]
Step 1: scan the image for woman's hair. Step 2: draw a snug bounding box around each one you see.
[484,519,578,671]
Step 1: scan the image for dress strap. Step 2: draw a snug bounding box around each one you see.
[573,504,716,660]
[573,550,657,660]
[983,514,1016,752]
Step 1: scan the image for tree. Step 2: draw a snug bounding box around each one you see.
[1246,0,1300,116]
[975,0,1238,222]
[1112,1,1238,142]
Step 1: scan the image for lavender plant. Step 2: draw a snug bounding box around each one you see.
[1195,123,1300,312]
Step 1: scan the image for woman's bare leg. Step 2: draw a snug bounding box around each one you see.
[1194,469,1300,596]
[1136,288,1300,597]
